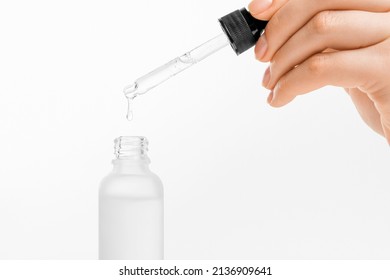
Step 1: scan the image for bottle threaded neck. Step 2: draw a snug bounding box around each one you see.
[114,136,149,159]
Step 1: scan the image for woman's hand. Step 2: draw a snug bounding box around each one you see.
[249,0,390,143]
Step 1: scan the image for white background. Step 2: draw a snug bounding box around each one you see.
[0,0,389,259]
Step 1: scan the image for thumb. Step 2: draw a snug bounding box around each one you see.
[366,87,390,143]
[348,88,384,137]
[358,40,390,144]
[381,116,390,144]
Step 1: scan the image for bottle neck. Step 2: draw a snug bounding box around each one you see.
[112,136,151,174]
[114,136,148,159]
[112,158,150,174]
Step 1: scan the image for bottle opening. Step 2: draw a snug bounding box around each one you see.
[114,136,149,159]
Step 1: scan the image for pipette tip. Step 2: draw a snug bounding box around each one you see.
[123,82,138,98]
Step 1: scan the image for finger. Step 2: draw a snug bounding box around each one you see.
[248,0,289,20]
[259,0,390,62]
[265,11,390,89]
[269,48,375,107]
[380,116,390,144]
[348,88,384,136]
[373,89,390,143]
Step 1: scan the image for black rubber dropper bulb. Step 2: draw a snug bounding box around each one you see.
[219,8,268,55]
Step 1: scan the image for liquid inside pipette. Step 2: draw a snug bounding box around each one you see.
[124,33,229,121]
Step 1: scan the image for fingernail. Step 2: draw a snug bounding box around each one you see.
[256,35,268,60]
[267,91,274,104]
[249,0,273,15]
[262,66,271,88]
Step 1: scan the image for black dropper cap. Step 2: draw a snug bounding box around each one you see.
[219,8,268,55]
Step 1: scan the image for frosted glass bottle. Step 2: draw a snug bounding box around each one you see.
[99,136,164,259]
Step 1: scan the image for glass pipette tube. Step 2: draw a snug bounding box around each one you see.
[123,8,268,120]
[124,33,229,99]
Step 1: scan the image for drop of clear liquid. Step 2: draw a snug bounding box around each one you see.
[126,97,134,121]
[123,82,138,122]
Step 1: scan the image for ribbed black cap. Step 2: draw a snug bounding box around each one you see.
[219,8,268,55]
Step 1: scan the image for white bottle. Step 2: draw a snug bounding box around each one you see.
[99,136,164,259]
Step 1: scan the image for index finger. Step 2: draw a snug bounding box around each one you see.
[248,0,289,20]
[261,0,390,62]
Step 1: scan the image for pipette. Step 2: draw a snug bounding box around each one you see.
[124,8,268,120]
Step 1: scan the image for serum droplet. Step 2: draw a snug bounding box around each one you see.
[123,82,139,121]
[126,97,134,121]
